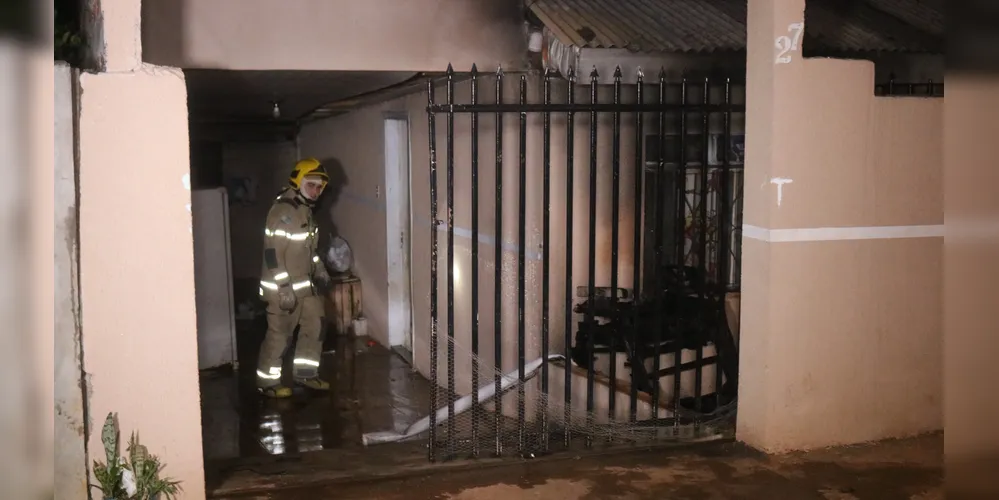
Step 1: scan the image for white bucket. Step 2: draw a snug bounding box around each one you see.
[528,31,544,53]
[351,317,368,338]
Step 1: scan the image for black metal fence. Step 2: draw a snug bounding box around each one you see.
[424,65,744,462]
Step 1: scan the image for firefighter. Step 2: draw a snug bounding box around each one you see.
[256,158,333,398]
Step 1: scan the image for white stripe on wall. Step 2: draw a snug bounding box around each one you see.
[742,224,945,243]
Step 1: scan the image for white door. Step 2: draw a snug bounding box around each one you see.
[193,187,238,370]
[384,116,413,352]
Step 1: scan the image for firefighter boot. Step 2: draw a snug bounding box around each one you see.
[295,377,330,391]
[259,385,294,399]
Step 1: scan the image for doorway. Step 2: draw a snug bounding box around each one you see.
[384,114,414,356]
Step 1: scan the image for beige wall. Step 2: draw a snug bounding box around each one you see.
[943,76,999,496]
[299,75,659,406]
[142,0,527,71]
[737,0,942,452]
[78,66,205,498]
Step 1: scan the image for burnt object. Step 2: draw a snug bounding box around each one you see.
[570,265,739,409]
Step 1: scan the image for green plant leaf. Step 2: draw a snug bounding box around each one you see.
[101,412,119,465]
[92,411,183,499]
[92,458,125,498]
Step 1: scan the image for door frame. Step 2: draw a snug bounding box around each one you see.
[383,112,415,360]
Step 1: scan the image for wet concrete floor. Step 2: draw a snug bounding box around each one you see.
[202,312,532,496]
[200,314,435,461]
[201,311,941,499]
[214,433,943,499]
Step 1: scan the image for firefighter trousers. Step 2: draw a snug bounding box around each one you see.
[256,294,325,388]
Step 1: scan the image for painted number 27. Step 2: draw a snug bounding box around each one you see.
[775,22,804,64]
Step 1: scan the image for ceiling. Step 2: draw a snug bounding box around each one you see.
[184,70,419,124]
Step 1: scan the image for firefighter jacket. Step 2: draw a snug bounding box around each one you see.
[259,189,323,300]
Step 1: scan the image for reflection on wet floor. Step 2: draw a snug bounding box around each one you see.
[199,316,434,461]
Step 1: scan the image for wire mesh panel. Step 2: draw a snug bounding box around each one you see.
[419,65,745,462]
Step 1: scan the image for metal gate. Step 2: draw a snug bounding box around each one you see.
[424,64,744,462]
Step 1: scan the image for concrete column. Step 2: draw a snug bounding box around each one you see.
[78,65,205,498]
[75,1,206,497]
[94,0,143,72]
[943,76,999,497]
[737,0,943,452]
[54,63,88,500]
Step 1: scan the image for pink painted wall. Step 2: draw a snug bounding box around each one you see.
[78,67,206,498]
[738,0,942,452]
[101,0,142,71]
[142,0,528,71]
[943,76,999,497]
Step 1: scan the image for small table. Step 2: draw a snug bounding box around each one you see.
[323,273,362,336]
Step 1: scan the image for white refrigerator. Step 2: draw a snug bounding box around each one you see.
[192,187,238,371]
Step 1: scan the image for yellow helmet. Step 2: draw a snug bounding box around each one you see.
[289,158,329,190]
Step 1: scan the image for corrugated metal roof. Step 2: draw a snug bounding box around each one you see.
[864,0,945,36]
[529,0,747,53]
[529,0,943,55]
[805,0,943,54]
